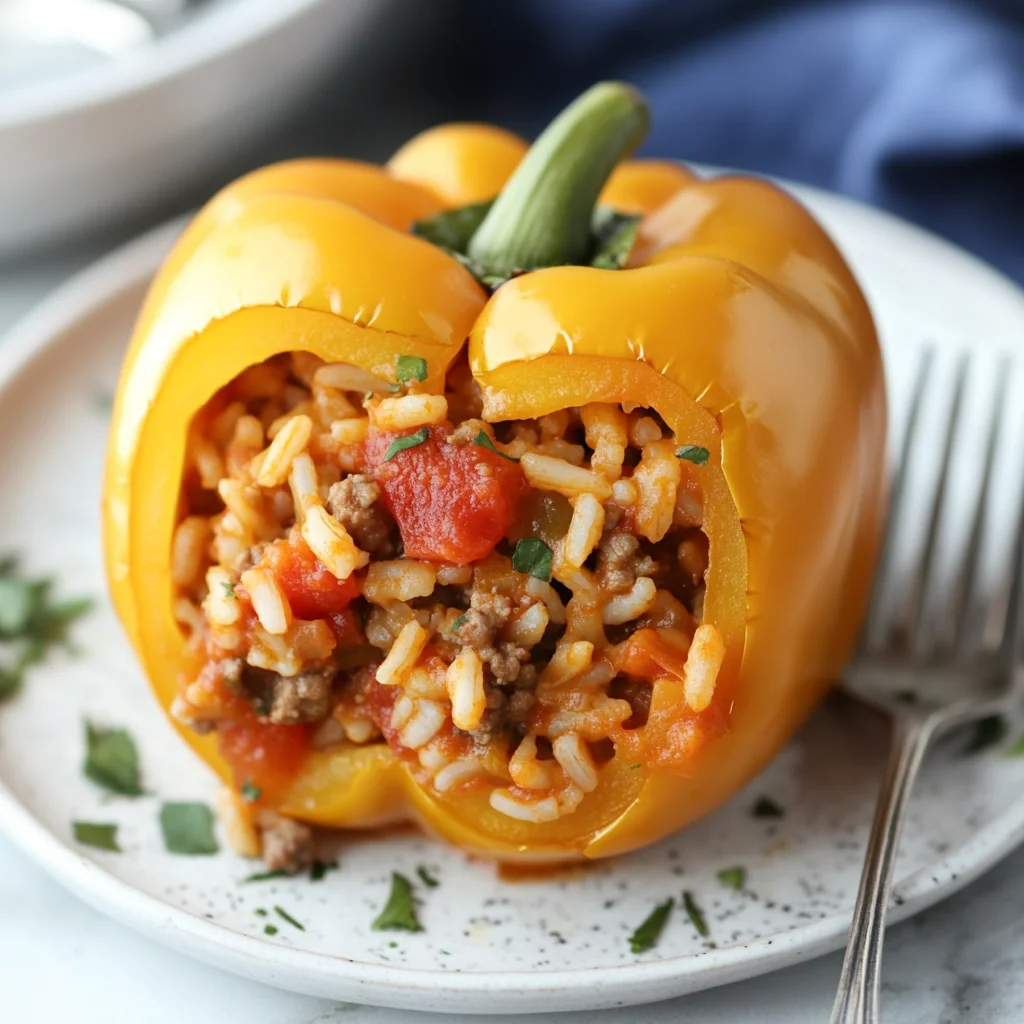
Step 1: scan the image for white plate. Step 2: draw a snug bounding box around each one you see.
[0,0,377,254]
[2,186,1024,1016]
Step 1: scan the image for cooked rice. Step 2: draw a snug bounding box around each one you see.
[172,350,722,825]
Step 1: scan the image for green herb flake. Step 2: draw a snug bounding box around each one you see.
[84,722,143,796]
[472,430,520,462]
[511,538,553,582]
[396,355,428,384]
[372,872,423,932]
[159,802,219,856]
[241,869,289,884]
[264,924,278,936]
[631,763,642,770]
[675,445,710,466]
[717,866,746,891]
[254,908,268,917]
[239,780,262,803]
[73,821,121,852]
[388,940,398,948]
[963,715,1008,756]
[450,613,468,632]
[683,891,709,939]
[309,859,339,882]
[752,796,784,819]
[416,866,439,889]
[382,427,430,463]
[628,897,674,954]
[1005,733,1024,757]
[274,905,305,931]
[0,577,36,635]
[221,581,237,599]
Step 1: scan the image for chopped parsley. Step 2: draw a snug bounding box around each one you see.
[675,445,710,465]
[274,905,305,931]
[84,721,142,796]
[1005,733,1024,757]
[963,715,1007,756]
[416,866,439,889]
[450,613,468,632]
[396,355,428,384]
[371,872,423,932]
[309,859,339,882]
[239,780,262,803]
[682,891,709,939]
[254,908,268,917]
[472,430,519,462]
[73,821,121,852]
[221,581,237,599]
[241,869,289,883]
[382,427,430,462]
[716,866,746,891]
[628,898,673,953]
[631,763,642,769]
[511,538,553,582]
[0,558,93,702]
[752,796,784,819]
[159,802,219,856]
[264,924,278,936]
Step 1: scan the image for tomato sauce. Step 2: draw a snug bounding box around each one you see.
[218,710,312,801]
[261,528,360,618]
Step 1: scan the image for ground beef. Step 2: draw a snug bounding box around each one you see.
[597,532,640,593]
[489,640,528,684]
[466,686,508,744]
[217,657,244,691]
[267,668,336,725]
[506,688,536,724]
[326,474,394,553]
[259,812,315,874]
[457,588,514,651]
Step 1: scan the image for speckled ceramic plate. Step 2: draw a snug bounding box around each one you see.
[3,184,1024,1015]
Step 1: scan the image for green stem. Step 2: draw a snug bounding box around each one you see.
[467,82,650,275]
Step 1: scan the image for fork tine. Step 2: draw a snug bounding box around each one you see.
[863,347,934,651]
[936,356,1011,654]
[897,351,970,652]
[985,416,1024,659]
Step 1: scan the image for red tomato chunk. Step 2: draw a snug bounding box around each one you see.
[262,528,360,619]
[364,426,527,564]
[218,710,311,799]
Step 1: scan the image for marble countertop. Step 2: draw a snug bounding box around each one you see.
[2,230,1023,1024]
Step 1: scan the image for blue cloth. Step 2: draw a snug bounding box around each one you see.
[465,1,1024,283]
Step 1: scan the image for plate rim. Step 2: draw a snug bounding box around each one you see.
[2,187,1024,1012]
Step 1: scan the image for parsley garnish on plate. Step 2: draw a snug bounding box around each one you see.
[221,581,237,599]
[382,427,430,462]
[472,430,520,462]
[752,796,784,819]
[0,558,93,702]
[416,866,439,889]
[84,721,143,796]
[450,613,468,632]
[716,866,746,891]
[675,445,710,465]
[159,802,219,855]
[309,859,339,882]
[511,538,553,582]
[264,924,278,936]
[274,905,305,931]
[963,714,1007,756]
[395,355,428,384]
[682,891,709,939]
[1005,733,1024,757]
[73,821,120,852]
[242,869,289,884]
[372,872,423,932]
[628,898,674,953]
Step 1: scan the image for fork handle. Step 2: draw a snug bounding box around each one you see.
[830,712,937,1024]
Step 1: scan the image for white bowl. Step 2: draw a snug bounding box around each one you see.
[0,0,377,255]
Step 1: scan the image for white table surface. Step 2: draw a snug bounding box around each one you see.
[3,229,1024,1024]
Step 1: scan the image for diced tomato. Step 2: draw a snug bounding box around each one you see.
[218,709,312,800]
[261,528,360,619]
[364,426,528,564]
[326,606,364,647]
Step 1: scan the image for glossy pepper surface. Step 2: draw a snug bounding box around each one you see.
[104,83,885,860]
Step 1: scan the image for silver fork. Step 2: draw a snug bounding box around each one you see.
[830,346,1024,1024]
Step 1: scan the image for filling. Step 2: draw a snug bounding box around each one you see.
[171,351,723,858]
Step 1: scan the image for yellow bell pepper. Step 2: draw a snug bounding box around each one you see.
[104,82,885,861]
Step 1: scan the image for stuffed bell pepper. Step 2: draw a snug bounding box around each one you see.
[104,82,886,868]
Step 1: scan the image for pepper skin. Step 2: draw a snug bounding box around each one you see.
[104,106,885,862]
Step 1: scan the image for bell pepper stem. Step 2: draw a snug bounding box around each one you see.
[467,82,650,274]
